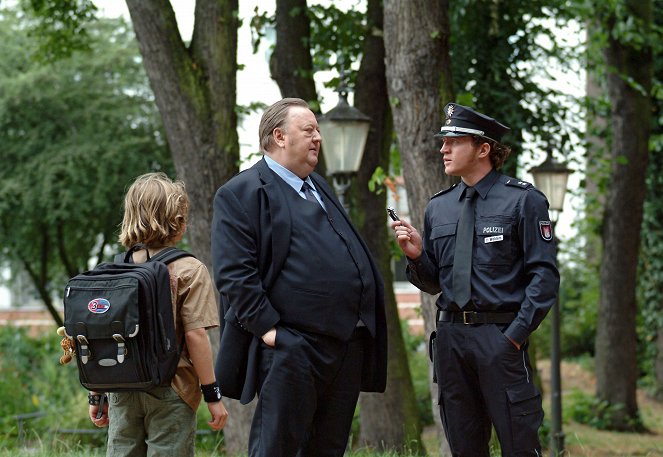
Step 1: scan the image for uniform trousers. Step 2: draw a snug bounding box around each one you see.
[434,321,543,457]
[249,326,368,457]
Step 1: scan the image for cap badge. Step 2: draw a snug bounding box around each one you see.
[447,105,455,118]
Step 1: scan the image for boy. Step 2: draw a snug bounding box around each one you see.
[88,172,228,456]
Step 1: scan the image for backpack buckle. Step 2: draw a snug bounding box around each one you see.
[77,335,90,364]
[113,334,126,363]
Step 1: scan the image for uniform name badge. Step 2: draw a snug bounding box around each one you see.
[484,235,503,244]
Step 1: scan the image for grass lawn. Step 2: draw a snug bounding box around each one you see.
[538,360,663,457]
[3,360,661,456]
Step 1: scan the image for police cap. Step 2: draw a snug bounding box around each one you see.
[436,103,510,143]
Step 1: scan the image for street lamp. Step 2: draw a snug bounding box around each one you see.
[530,148,571,457]
[318,89,371,212]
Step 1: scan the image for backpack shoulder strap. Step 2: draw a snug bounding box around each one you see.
[150,247,195,265]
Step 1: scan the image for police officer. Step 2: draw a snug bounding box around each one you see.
[392,103,559,457]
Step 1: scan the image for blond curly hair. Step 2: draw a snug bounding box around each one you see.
[118,172,189,249]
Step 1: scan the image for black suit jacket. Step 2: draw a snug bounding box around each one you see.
[211,158,387,404]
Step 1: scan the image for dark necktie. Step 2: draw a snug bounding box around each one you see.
[301,181,318,204]
[452,187,477,308]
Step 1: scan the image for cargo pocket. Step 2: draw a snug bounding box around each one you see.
[506,382,543,453]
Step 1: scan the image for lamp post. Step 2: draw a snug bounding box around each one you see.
[318,88,371,212]
[530,149,571,457]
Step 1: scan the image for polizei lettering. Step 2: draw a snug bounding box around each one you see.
[482,226,504,234]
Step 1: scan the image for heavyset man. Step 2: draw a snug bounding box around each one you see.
[212,98,387,457]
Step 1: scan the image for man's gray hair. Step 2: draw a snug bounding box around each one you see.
[259,98,311,153]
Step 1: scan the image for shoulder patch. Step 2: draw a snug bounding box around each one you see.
[431,183,458,200]
[504,177,532,190]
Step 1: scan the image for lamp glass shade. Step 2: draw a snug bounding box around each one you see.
[319,119,370,174]
[531,169,570,213]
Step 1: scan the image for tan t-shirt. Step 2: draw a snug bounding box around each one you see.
[133,249,219,411]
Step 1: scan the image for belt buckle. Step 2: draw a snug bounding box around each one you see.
[463,311,474,325]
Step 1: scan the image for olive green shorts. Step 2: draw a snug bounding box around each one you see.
[106,387,196,457]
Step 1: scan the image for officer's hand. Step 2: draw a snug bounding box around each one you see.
[391,219,423,259]
[506,335,521,350]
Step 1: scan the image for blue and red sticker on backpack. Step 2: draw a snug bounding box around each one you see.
[88,298,110,314]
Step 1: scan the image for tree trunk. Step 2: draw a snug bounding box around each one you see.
[270,0,317,105]
[354,0,423,453]
[125,0,249,449]
[594,0,652,431]
[383,0,454,454]
[270,0,326,177]
[125,0,239,270]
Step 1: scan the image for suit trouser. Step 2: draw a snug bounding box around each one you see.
[249,326,368,457]
[434,321,543,457]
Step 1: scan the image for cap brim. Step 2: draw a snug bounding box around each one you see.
[434,131,471,138]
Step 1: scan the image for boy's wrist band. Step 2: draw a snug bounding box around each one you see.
[88,393,107,405]
[201,382,222,403]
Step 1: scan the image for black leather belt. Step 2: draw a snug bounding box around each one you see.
[437,309,516,325]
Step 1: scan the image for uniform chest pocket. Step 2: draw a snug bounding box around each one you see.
[475,219,515,266]
[430,224,456,267]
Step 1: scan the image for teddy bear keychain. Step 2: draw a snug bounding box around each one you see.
[57,326,76,365]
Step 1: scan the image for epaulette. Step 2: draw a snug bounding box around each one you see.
[431,182,458,200]
[503,177,532,190]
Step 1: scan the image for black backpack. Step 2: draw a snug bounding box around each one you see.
[63,244,193,392]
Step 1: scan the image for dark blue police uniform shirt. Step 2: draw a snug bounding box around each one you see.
[407,168,560,344]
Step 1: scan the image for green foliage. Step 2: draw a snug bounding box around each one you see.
[0,446,104,457]
[0,326,105,449]
[0,7,172,308]
[565,388,645,431]
[560,264,599,356]
[533,261,599,358]
[449,0,582,172]
[0,327,226,453]
[367,166,386,195]
[401,325,434,427]
[250,2,366,94]
[21,0,98,61]
[306,3,365,88]
[637,0,663,395]
[346,450,428,457]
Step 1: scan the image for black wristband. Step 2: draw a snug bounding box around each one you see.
[88,393,107,406]
[201,382,222,403]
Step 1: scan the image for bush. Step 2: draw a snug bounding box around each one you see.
[565,388,644,431]
[0,326,104,450]
[401,323,434,427]
[533,263,599,359]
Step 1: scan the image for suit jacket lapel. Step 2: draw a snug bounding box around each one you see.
[255,159,291,289]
